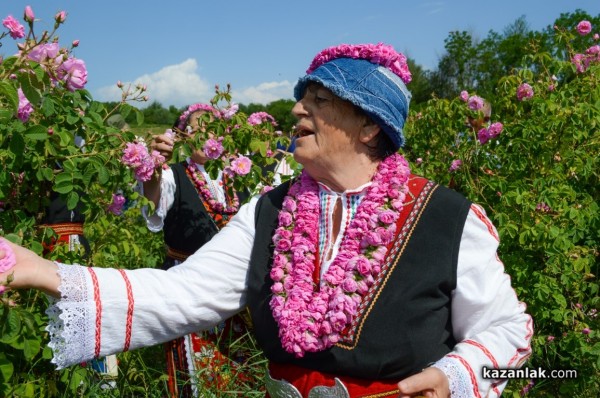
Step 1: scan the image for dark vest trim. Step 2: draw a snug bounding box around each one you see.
[337,177,436,348]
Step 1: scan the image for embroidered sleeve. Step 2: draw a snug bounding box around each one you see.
[432,356,474,397]
[45,198,258,369]
[140,167,176,232]
[46,263,96,369]
[447,204,533,397]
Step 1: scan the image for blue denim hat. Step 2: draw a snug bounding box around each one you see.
[294,57,412,149]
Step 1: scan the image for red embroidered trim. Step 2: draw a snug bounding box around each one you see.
[88,268,102,358]
[447,353,482,398]
[464,339,499,368]
[470,204,499,241]
[118,269,135,352]
[508,314,534,366]
[490,381,504,397]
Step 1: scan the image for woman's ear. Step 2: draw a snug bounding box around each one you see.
[359,121,381,144]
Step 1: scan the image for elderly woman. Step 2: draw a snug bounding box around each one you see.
[1,43,531,398]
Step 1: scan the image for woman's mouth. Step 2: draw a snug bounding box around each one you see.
[294,125,314,138]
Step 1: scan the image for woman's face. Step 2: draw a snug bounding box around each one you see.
[291,84,367,179]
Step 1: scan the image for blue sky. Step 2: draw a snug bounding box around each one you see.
[2,1,600,108]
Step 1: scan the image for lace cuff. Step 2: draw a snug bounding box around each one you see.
[432,356,474,398]
[45,263,96,369]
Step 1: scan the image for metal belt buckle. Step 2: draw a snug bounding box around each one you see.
[265,372,350,398]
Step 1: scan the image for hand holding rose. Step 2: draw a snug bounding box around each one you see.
[0,238,60,297]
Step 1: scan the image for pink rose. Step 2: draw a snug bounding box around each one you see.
[459,90,469,102]
[122,142,149,168]
[278,211,293,227]
[576,20,592,36]
[488,122,503,138]
[230,155,252,175]
[260,185,274,195]
[378,209,397,224]
[2,15,25,39]
[271,282,284,294]
[107,193,126,215]
[55,11,67,24]
[24,6,35,23]
[477,128,490,145]
[0,238,16,273]
[58,57,88,91]
[449,159,462,172]
[17,88,33,122]
[282,197,297,212]
[516,83,534,101]
[222,103,238,119]
[342,278,358,293]
[26,42,60,63]
[467,95,484,111]
[355,256,372,276]
[202,138,224,159]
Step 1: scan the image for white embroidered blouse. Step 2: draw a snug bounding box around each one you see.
[46,183,532,398]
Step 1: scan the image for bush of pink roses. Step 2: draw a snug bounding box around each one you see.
[405,19,599,397]
[0,6,291,396]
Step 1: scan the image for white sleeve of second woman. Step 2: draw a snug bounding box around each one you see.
[46,196,259,369]
[140,167,176,232]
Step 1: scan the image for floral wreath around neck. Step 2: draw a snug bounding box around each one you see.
[269,153,410,357]
[185,159,239,215]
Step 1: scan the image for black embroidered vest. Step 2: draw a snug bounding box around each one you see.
[163,162,219,260]
[247,176,471,380]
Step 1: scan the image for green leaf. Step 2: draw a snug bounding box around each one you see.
[0,81,18,111]
[0,310,21,344]
[41,167,54,181]
[0,353,14,382]
[54,172,73,185]
[17,73,42,106]
[66,114,79,125]
[0,108,13,123]
[66,191,80,210]
[41,97,56,117]
[24,125,50,141]
[8,132,25,160]
[23,338,41,360]
[30,241,44,256]
[98,165,110,184]
[53,181,74,194]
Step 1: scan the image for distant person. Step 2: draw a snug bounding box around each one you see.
[141,103,257,397]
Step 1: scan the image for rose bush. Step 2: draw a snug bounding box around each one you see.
[405,19,599,397]
[0,7,288,396]
[1,6,598,398]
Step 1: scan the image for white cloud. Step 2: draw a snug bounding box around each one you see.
[231,80,295,105]
[95,59,212,108]
[95,59,295,108]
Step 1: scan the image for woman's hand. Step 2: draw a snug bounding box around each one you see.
[0,238,60,297]
[149,132,175,163]
[397,367,450,398]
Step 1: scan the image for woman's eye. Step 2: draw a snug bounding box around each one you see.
[315,95,328,104]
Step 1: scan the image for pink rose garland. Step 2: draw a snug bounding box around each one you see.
[306,43,412,84]
[269,153,410,357]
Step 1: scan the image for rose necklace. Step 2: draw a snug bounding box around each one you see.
[185,160,239,214]
[269,153,410,357]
